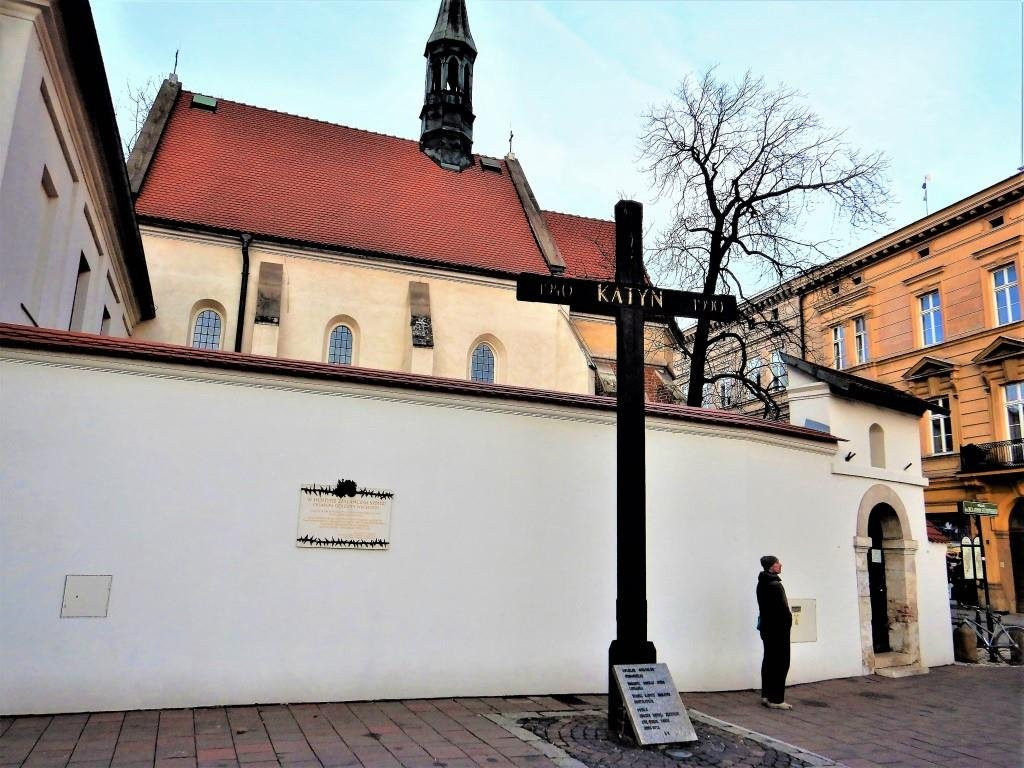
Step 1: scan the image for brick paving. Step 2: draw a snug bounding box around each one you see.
[683,665,1024,768]
[1,665,1020,768]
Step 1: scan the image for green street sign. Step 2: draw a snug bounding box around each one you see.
[958,500,998,517]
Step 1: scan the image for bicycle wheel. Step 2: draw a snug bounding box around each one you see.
[990,626,1023,663]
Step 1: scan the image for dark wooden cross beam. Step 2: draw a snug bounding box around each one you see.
[517,200,736,735]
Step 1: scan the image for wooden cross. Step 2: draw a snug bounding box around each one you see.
[516,200,736,734]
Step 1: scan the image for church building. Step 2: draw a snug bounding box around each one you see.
[124,0,679,401]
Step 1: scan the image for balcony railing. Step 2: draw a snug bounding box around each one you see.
[960,439,1024,472]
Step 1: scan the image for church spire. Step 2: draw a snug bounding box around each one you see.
[419,0,477,171]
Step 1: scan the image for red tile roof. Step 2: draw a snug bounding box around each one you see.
[543,210,615,279]
[135,93,553,277]
[926,519,950,544]
[0,324,838,445]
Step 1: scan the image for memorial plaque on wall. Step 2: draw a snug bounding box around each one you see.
[296,481,393,549]
[613,663,697,745]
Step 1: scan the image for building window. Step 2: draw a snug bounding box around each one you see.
[69,253,91,331]
[702,381,714,407]
[1005,383,1024,463]
[719,379,732,408]
[471,342,495,383]
[869,423,886,468]
[854,316,868,364]
[327,324,353,365]
[993,264,1020,326]
[920,291,944,346]
[929,396,953,455]
[1006,382,1024,441]
[769,350,787,389]
[832,325,845,369]
[745,355,762,386]
[191,309,222,349]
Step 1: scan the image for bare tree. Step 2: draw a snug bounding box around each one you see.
[639,69,890,415]
[119,77,159,157]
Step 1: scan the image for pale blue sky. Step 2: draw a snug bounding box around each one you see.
[93,0,1021,283]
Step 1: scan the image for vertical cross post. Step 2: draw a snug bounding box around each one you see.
[607,200,657,735]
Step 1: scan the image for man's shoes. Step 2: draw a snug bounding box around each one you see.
[763,701,793,710]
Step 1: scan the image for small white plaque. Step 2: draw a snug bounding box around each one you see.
[613,663,697,745]
[790,598,817,643]
[297,482,393,549]
[870,548,882,563]
[61,575,112,618]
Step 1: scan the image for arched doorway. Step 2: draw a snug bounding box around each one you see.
[1011,499,1024,613]
[867,504,900,652]
[855,485,923,674]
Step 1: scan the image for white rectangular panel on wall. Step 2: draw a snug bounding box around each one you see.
[790,598,817,643]
[61,575,112,618]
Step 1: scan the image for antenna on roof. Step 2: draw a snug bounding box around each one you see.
[169,49,179,84]
[922,174,932,215]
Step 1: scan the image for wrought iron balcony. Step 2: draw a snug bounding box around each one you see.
[960,439,1024,472]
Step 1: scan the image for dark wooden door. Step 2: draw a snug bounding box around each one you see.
[1011,502,1024,613]
[868,512,890,653]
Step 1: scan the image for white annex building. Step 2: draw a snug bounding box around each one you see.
[0,0,953,716]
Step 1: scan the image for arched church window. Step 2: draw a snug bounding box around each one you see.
[471,342,495,383]
[446,57,460,91]
[869,423,886,468]
[191,309,222,350]
[327,325,354,365]
[430,58,442,92]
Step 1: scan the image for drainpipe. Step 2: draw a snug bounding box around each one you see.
[798,289,806,358]
[235,233,253,352]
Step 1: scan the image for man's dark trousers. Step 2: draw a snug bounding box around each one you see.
[760,628,791,704]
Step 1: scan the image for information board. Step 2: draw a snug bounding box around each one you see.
[612,663,697,745]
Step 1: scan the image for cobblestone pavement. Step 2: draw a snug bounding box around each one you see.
[1,666,1020,768]
[514,712,828,767]
[683,665,1023,768]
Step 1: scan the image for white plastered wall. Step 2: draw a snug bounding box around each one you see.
[0,1,131,334]
[787,368,953,671]
[0,351,950,714]
[134,230,592,393]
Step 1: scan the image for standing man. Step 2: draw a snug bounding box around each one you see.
[756,555,793,710]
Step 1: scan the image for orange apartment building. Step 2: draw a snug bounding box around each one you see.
[684,174,1024,611]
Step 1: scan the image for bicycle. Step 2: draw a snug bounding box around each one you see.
[951,604,1024,663]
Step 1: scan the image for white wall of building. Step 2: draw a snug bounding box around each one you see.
[0,348,952,714]
[0,1,133,335]
[135,230,593,393]
[788,369,952,669]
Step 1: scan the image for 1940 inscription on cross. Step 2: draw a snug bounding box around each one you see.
[516,200,734,738]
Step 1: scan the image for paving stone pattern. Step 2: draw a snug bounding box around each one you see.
[516,713,815,768]
[1,666,1020,768]
[684,665,1024,768]
[0,697,595,768]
